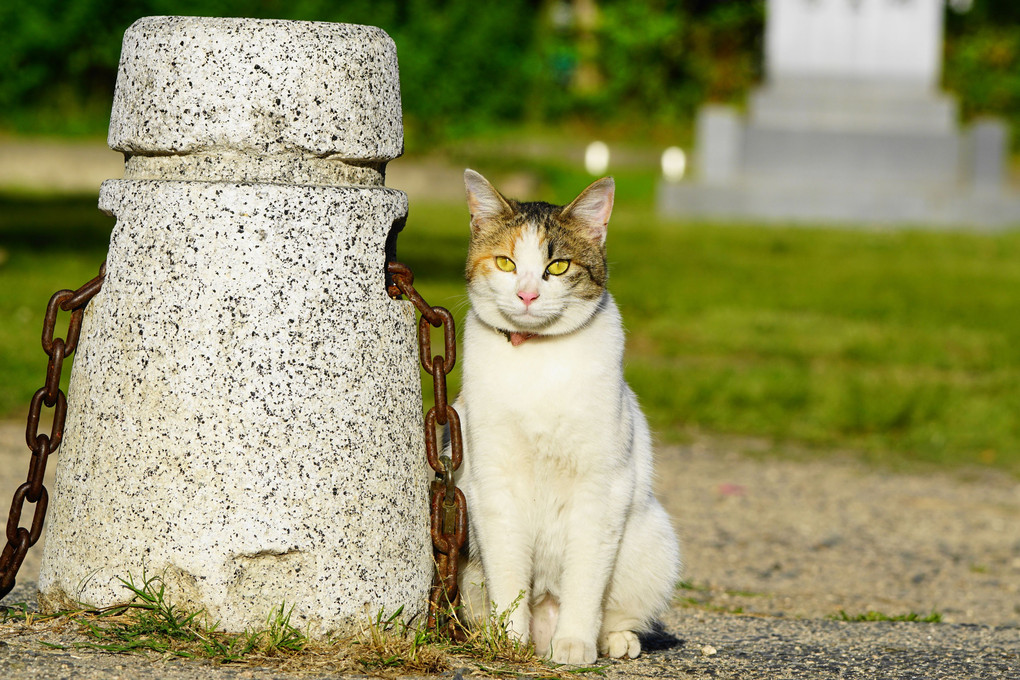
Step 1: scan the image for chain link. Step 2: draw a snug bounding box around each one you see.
[387,261,467,639]
[0,262,106,601]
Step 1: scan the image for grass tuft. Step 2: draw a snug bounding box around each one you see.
[250,602,307,655]
[832,610,943,623]
[445,590,546,672]
[58,572,261,659]
[353,605,446,673]
[674,580,761,615]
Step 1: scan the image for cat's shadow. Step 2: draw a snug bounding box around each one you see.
[639,621,683,652]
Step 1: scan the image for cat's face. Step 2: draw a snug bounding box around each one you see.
[463,169,614,337]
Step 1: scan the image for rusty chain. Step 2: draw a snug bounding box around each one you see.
[0,262,106,602]
[387,261,467,639]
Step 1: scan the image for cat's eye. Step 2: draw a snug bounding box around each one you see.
[546,259,570,276]
[495,256,516,272]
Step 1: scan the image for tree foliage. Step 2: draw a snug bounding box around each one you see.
[0,1,1016,143]
[0,0,543,139]
[945,2,1020,141]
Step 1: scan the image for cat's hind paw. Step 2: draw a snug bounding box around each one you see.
[599,630,641,659]
[549,637,597,665]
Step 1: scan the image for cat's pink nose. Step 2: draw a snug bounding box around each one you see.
[517,290,539,306]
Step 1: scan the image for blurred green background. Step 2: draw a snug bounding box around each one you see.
[1,1,1019,473]
[2,0,1019,144]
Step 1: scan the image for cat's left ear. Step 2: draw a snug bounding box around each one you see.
[562,177,614,245]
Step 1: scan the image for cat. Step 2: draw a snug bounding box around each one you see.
[452,169,682,665]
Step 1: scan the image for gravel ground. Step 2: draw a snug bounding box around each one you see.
[656,438,1020,626]
[1,421,1017,678]
[2,602,1017,680]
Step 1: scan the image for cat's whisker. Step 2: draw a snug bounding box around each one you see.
[449,294,472,315]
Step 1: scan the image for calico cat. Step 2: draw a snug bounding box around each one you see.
[453,169,681,665]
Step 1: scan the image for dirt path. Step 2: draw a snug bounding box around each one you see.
[654,438,1019,626]
[2,421,1018,677]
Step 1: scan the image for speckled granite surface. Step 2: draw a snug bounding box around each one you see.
[108,16,403,161]
[37,16,429,638]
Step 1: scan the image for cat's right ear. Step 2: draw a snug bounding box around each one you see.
[465,169,512,233]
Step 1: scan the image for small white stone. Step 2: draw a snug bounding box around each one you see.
[661,146,687,182]
[584,141,610,175]
[701,644,718,656]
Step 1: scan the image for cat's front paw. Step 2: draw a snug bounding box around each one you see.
[550,637,597,665]
[599,630,641,659]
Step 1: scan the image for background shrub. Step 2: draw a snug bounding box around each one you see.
[0,1,1016,145]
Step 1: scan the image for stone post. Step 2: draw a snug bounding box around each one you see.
[967,119,1009,193]
[695,105,742,186]
[38,16,431,637]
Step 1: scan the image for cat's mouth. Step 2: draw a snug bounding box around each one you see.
[503,308,553,330]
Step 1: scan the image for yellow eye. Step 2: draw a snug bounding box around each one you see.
[495,256,516,272]
[546,259,570,276]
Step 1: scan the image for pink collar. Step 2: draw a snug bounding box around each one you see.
[504,330,539,346]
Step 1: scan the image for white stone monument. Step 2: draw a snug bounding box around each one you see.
[660,0,1020,227]
[38,16,431,637]
[766,0,943,87]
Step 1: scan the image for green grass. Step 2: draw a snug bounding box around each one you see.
[619,221,1020,469]
[0,194,114,415]
[3,191,1020,471]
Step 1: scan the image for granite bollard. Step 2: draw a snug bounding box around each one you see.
[37,16,431,637]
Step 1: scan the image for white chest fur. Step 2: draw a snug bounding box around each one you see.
[459,293,630,467]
